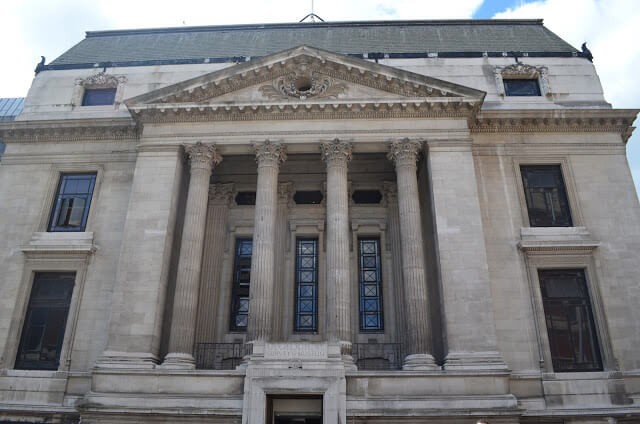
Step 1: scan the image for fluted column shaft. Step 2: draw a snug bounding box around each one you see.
[247,141,287,343]
[164,143,221,368]
[388,139,437,370]
[322,140,353,360]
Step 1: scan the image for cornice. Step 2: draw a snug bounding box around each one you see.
[0,118,140,143]
[129,99,480,123]
[471,109,638,142]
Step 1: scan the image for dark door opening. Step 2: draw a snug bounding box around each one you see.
[267,395,323,424]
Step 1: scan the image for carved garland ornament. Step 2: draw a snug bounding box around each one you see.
[494,63,551,96]
[75,72,127,89]
[259,62,347,100]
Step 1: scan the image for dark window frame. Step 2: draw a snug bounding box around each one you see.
[15,272,76,370]
[538,269,603,372]
[48,173,97,232]
[503,78,542,96]
[229,238,252,332]
[294,238,319,333]
[521,165,573,227]
[358,238,384,332]
[81,87,117,106]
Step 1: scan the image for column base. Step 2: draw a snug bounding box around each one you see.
[444,351,509,371]
[159,352,196,369]
[342,354,357,371]
[402,353,439,370]
[94,351,160,369]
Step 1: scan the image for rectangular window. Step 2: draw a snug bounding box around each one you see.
[48,173,97,232]
[82,88,116,106]
[230,239,252,331]
[15,272,75,370]
[504,78,541,96]
[539,269,603,372]
[358,238,384,332]
[295,239,318,332]
[521,165,573,227]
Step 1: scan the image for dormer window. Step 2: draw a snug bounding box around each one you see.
[72,72,127,108]
[82,88,117,106]
[494,63,550,97]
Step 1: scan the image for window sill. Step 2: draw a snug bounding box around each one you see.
[21,232,96,257]
[518,226,599,253]
[3,368,67,378]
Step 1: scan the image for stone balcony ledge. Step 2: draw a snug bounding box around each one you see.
[21,232,96,257]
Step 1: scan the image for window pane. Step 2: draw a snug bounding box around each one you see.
[359,238,384,332]
[230,239,252,331]
[504,79,541,96]
[539,269,602,372]
[295,239,318,332]
[82,88,116,106]
[49,173,96,232]
[16,273,75,370]
[521,165,572,227]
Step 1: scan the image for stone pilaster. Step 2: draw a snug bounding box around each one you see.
[96,145,184,368]
[195,183,234,345]
[163,143,221,369]
[387,139,438,370]
[425,140,506,370]
[321,139,354,366]
[247,141,287,343]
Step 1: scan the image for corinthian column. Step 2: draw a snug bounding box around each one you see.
[247,141,287,343]
[163,142,221,369]
[321,139,354,365]
[387,139,438,370]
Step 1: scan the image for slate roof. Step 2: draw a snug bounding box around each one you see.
[48,20,580,69]
[0,98,24,122]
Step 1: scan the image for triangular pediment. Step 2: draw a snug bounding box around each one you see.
[126,45,485,122]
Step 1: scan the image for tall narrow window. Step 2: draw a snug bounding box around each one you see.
[230,239,252,331]
[358,238,383,332]
[48,173,97,232]
[16,272,75,370]
[539,269,603,372]
[295,239,318,332]
[521,165,573,227]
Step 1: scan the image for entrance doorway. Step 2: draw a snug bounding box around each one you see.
[267,395,323,424]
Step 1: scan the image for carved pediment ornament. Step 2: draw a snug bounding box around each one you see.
[494,63,551,96]
[259,61,347,100]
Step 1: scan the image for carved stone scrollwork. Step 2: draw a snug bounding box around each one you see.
[75,72,127,88]
[259,61,347,100]
[321,139,353,166]
[387,138,422,167]
[208,183,235,205]
[494,63,551,96]
[184,142,222,171]
[252,140,287,167]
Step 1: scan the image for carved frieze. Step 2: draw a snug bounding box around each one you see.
[0,121,140,143]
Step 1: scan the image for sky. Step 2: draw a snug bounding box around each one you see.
[0,0,639,197]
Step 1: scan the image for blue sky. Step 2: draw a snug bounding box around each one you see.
[1,0,638,198]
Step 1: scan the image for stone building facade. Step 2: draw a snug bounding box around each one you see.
[0,19,639,423]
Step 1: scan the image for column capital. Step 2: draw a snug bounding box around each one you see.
[252,140,287,167]
[184,142,222,171]
[321,139,352,166]
[278,182,294,203]
[387,138,422,167]
[208,183,235,205]
[382,181,397,205]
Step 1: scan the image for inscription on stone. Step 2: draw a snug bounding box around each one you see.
[264,343,328,360]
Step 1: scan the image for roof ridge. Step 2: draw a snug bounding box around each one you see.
[85,19,544,38]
